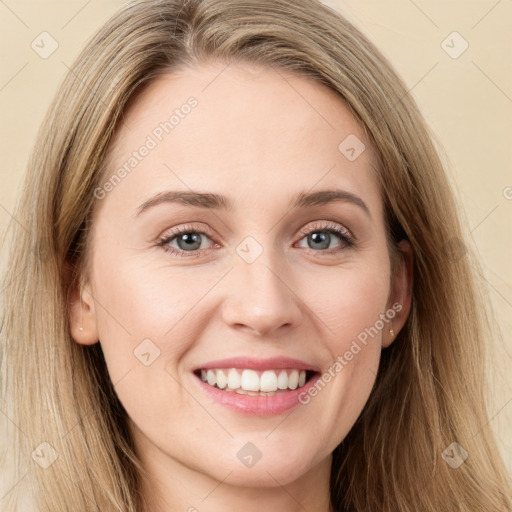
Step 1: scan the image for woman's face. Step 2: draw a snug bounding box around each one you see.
[72,62,411,489]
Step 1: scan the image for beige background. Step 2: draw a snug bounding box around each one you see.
[1,0,511,478]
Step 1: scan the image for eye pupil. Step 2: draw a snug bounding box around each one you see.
[309,232,330,250]
[177,233,202,251]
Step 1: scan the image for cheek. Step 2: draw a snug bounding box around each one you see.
[89,259,208,434]
[308,257,391,351]
[89,251,226,384]
[298,259,390,434]
[92,248,207,336]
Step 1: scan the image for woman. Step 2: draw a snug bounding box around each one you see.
[1,0,511,510]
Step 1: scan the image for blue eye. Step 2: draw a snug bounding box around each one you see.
[296,221,355,254]
[156,225,215,257]
[156,221,355,258]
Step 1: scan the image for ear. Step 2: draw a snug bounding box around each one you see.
[68,276,100,346]
[382,239,414,348]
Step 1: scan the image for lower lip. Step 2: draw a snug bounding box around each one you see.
[194,373,321,416]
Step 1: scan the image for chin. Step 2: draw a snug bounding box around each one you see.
[198,444,319,487]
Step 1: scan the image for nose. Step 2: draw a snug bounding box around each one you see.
[221,253,304,338]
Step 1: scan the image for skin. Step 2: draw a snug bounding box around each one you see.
[69,61,413,512]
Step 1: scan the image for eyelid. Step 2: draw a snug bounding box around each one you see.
[158,222,215,240]
[298,220,354,240]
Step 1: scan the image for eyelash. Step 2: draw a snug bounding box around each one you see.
[156,221,355,258]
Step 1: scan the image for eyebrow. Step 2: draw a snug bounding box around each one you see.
[135,188,371,218]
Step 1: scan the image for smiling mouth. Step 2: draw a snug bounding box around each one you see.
[193,368,318,395]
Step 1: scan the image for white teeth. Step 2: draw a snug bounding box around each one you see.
[240,369,260,391]
[227,368,241,390]
[199,368,308,392]
[260,370,278,392]
[277,370,288,390]
[216,369,228,389]
[206,369,216,386]
[288,369,299,390]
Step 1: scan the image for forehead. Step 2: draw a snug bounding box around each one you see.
[101,61,381,217]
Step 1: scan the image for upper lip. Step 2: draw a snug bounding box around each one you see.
[193,356,320,373]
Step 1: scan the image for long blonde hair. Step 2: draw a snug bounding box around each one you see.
[1,0,511,510]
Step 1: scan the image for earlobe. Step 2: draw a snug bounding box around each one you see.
[383,239,414,348]
[68,278,99,346]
